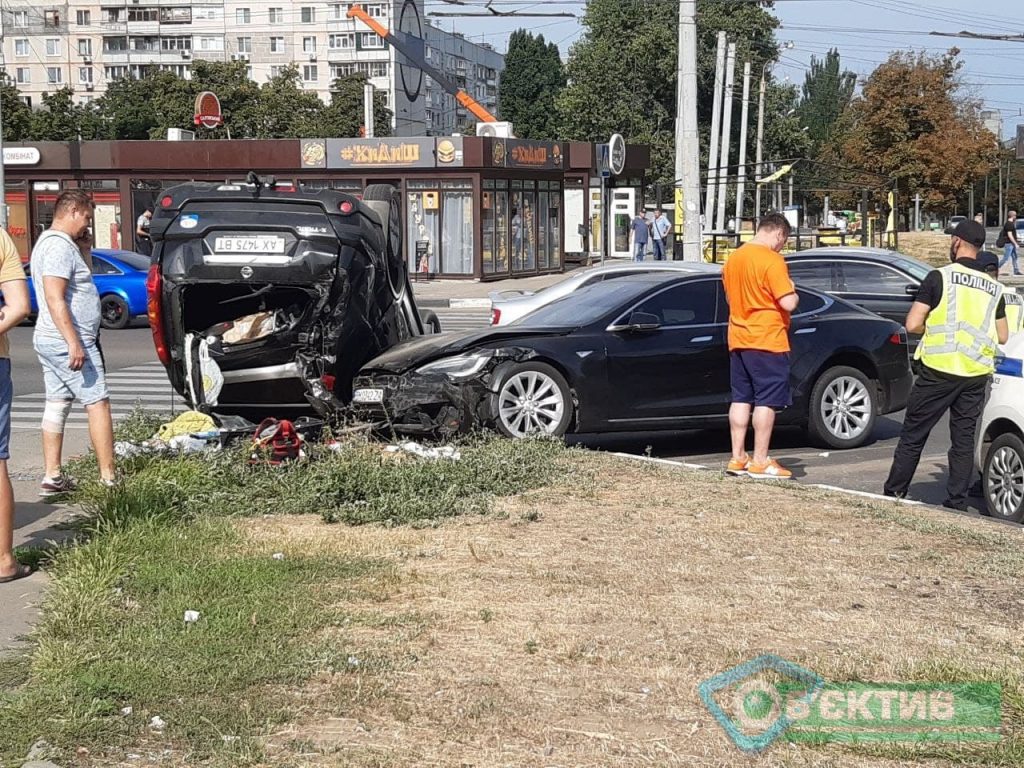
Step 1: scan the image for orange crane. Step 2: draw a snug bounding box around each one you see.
[347,4,498,124]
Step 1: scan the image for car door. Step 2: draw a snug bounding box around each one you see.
[785,259,837,293]
[835,261,917,326]
[604,278,729,425]
[90,255,122,297]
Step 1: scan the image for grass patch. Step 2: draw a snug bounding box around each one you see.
[0,514,387,764]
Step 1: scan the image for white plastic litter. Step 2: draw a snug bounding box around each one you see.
[272,553,285,561]
[818,452,831,458]
[183,610,201,624]
[347,655,360,667]
[384,441,461,461]
[149,716,166,730]
[121,706,133,716]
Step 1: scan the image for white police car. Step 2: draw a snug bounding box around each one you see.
[976,333,1024,521]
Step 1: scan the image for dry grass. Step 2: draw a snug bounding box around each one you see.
[235,456,1024,767]
[898,232,951,267]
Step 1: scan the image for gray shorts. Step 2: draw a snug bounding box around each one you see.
[34,336,109,406]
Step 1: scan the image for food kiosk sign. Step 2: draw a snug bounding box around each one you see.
[326,138,438,169]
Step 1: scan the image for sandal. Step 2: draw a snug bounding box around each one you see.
[0,563,35,584]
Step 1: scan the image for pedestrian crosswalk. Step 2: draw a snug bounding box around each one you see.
[434,307,492,333]
[10,362,186,431]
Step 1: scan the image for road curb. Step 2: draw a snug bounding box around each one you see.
[413,297,493,309]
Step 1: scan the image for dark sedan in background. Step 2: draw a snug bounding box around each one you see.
[785,247,934,346]
[352,269,913,450]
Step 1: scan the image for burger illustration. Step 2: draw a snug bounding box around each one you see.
[437,139,457,164]
[302,141,326,167]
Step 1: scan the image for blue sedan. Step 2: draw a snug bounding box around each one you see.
[28,249,150,330]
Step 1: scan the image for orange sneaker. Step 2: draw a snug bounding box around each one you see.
[726,455,750,476]
[747,458,793,480]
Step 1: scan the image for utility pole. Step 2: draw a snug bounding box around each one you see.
[999,162,1004,223]
[363,82,375,138]
[704,32,727,231]
[969,184,974,218]
[0,82,6,230]
[675,0,703,260]
[788,174,794,208]
[914,192,922,231]
[754,65,767,224]
[735,61,751,226]
[715,42,736,232]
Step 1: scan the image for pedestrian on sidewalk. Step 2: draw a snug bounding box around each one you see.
[651,209,671,261]
[722,212,799,480]
[997,210,1021,275]
[0,228,33,583]
[631,210,650,262]
[135,207,153,257]
[30,190,116,497]
[884,220,1009,510]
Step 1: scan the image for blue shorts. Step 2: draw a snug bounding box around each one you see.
[730,350,792,408]
[34,336,109,407]
[0,358,10,460]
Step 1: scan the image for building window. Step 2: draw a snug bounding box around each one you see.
[329,34,354,50]
[14,39,29,57]
[331,63,356,78]
[76,10,91,26]
[127,8,159,22]
[105,65,128,80]
[330,4,343,20]
[303,64,318,82]
[269,7,284,23]
[15,68,30,85]
[12,10,28,27]
[367,4,386,18]
[237,37,252,54]
[246,66,254,80]
[359,33,384,49]
[45,39,61,57]
[270,65,284,78]
[44,10,62,27]
[236,8,250,24]
[79,67,93,84]
[303,37,317,54]
[270,37,285,54]
[104,8,121,23]
[78,38,92,57]
[369,62,388,78]
[161,36,191,51]
[301,7,316,23]
[80,95,94,105]
[46,67,63,84]
[197,37,223,52]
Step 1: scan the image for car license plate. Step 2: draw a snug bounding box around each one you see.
[352,388,385,404]
[214,235,285,254]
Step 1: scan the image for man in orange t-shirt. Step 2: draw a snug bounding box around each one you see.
[721,213,798,480]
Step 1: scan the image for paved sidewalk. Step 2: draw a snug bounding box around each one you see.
[411,262,587,307]
[1,430,90,655]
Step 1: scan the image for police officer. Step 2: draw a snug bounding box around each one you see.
[1002,284,1024,334]
[884,220,1010,510]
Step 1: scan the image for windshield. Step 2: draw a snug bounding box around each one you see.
[110,251,151,271]
[511,279,655,328]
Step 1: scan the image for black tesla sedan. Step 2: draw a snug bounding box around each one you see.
[784,247,934,345]
[351,269,913,449]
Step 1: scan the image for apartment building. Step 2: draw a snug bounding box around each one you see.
[0,1,503,136]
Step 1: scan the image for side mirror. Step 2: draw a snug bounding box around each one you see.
[628,311,661,332]
[905,284,919,297]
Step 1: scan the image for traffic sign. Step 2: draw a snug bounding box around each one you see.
[609,133,626,176]
[596,143,610,174]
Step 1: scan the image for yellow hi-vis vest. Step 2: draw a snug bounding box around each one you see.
[915,263,1004,376]
[1004,290,1024,335]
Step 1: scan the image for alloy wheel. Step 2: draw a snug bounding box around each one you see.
[988,446,1024,518]
[497,370,565,438]
[820,375,871,442]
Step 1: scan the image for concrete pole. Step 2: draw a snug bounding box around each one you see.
[754,66,767,224]
[715,42,736,232]
[674,0,703,260]
[914,193,921,231]
[363,83,375,139]
[704,32,727,231]
[0,86,6,230]
[999,162,1005,224]
[788,174,794,207]
[735,61,751,226]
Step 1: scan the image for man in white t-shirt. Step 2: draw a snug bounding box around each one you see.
[651,209,672,261]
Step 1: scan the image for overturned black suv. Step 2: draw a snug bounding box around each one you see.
[147,178,431,416]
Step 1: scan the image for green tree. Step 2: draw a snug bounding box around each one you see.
[29,87,91,141]
[239,66,326,138]
[557,0,784,192]
[797,48,856,155]
[322,75,392,137]
[498,30,565,139]
[0,73,31,142]
[826,49,998,216]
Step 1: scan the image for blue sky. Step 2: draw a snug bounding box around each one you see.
[445,0,1023,138]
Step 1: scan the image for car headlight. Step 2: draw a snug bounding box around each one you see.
[416,352,492,380]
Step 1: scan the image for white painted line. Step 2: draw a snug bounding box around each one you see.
[609,451,707,471]
[449,298,492,309]
[809,484,923,505]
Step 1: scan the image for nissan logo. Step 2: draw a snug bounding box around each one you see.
[240,266,254,278]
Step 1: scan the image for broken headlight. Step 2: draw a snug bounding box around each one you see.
[416,352,493,381]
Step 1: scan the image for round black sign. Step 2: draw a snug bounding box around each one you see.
[399,0,424,103]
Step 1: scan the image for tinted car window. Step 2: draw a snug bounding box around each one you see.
[891,256,931,282]
[793,289,828,315]
[111,252,151,271]
[632,280,717,326]
[513,280,654,328]
[840,263,911,294]
[787,261,833,291]
[91,257,120,275]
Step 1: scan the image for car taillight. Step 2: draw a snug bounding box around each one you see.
[890,328,908,345]
[339,200,355,214]
[321,374,336,391]
[490,307,501,325]
[146,264,170,366]
[160,195,173,208]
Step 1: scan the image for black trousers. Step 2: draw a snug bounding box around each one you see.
[883,365,989,506]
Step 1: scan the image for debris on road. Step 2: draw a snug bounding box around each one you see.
[183,610,200,624]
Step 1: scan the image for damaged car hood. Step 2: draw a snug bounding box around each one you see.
[361,327,573,374]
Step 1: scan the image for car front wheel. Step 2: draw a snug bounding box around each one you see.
[807,365,877,449]
[982,433,1024,523]
[100,295,131,330]
[493,362,573,439]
